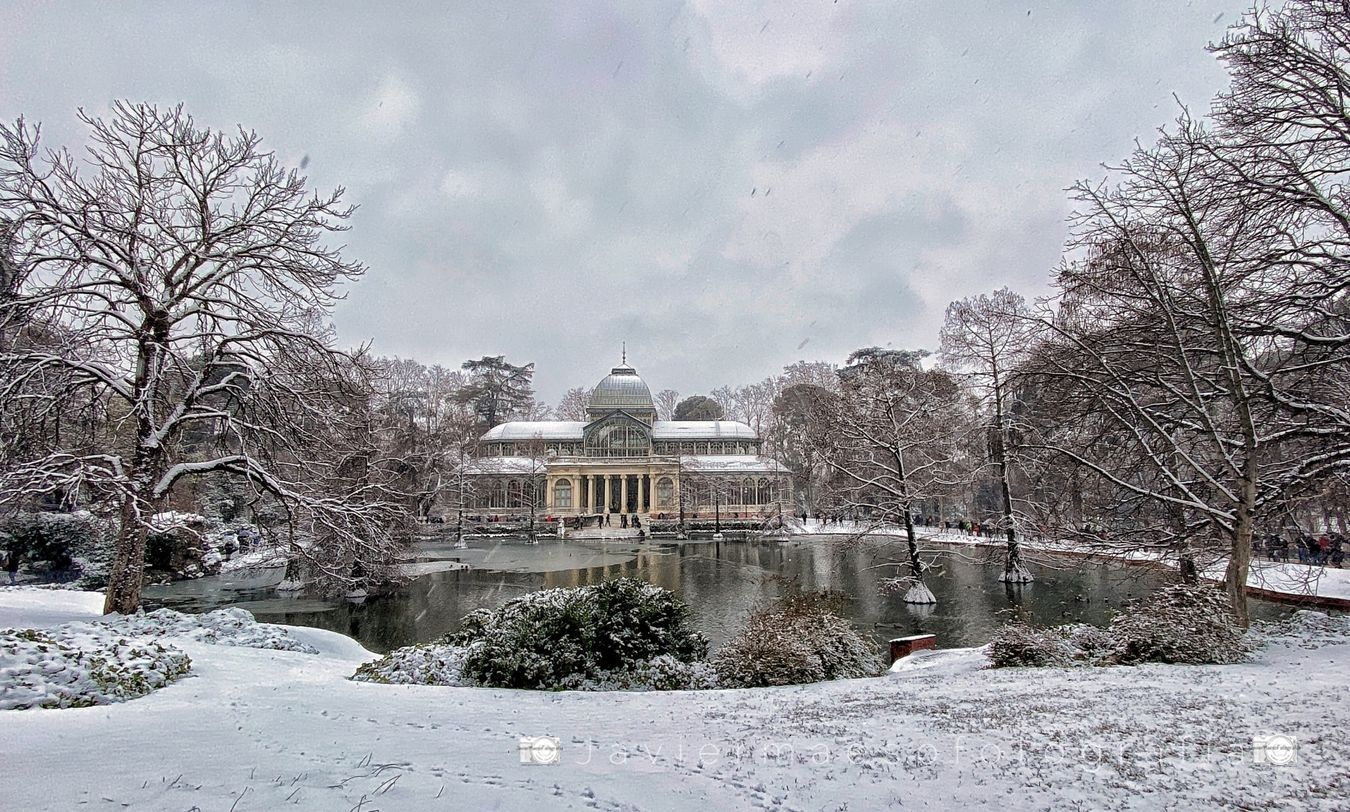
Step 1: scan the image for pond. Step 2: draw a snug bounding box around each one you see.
[143,535,1290,653]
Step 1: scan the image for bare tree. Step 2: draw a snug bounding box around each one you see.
[654,388,680,421]
[1032,111,1348,625]
[769,382,833,514]
[0,103,408,613]
[940,289,1038,583]
[780,359,839,391]
[555,386,589,421]
[371,357,475,521]
[820,348,964,604]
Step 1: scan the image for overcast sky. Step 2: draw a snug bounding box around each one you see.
[1,1,1245,403]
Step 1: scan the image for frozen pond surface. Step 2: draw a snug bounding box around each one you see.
[144,535,1288,653]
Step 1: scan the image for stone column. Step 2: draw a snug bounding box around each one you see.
[637,475,645,514]
[620,475,629,514]
[604,475,612,514]
[545,475,555,511]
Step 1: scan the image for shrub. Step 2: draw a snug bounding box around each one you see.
[712,591,880,687]
[1,511,113,584]
[988,621,1074,668]
[0,626,191,710]
[1109,583,1248,665]
[987,622,1114,668]
[352,642,471,686]
[559,654,719,691]
[445,578,708,690]
[987,584,1247,669]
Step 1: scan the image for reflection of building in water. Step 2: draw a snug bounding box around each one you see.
[465,357,791,518]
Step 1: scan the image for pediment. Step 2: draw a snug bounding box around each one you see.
[584,409,650,435]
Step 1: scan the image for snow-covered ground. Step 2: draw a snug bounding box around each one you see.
[1,588,1346,810]
[783,518,1350,605]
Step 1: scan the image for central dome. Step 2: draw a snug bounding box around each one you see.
[590,363,654,411]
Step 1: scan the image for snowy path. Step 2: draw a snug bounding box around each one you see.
[2,589,1347,810]
[782,519,1350,605]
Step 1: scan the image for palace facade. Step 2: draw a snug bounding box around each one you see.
[463,359,791,517]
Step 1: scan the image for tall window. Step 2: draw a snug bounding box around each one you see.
[656,477,674,507]
[554,479,573,509]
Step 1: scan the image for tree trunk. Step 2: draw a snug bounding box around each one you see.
[103,492,148,614]
[903,506,923,581]
[1224,455,1258,628]
[990,410,1032,583]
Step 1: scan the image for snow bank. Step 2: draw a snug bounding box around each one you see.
[95,607,319,654]
[786,519,1350,605]
[0,586,105,627]
[2,589,1349,809]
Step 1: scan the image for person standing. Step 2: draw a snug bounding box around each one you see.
[5,547,19,585]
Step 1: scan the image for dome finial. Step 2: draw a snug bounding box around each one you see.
[621,341,626,365]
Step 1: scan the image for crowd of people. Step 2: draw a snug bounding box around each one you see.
[1258,532,1345,567]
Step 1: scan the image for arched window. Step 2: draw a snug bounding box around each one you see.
[656,477,674,507]
[508,479,523,508]
[492,480,506,509]
[741,477,754,504]
[553,479,573,509]
[758,478,771,504]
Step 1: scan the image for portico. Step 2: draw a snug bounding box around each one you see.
[544,463,680,515]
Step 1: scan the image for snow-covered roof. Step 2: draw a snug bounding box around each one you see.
[465,454,785,475]
[463,456,550,475]
[480,421,585,441]
[480,419,759,442]
[680,455,789,474]
[652,421,757,440]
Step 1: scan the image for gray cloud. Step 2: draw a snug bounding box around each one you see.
[0,0,1244,400]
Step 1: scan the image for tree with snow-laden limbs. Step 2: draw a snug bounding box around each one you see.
[0,102,410,613]
[940,289,1039,584]
[817,347,964,605]
[1016,0,1350,627]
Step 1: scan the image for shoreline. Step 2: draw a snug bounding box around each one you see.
[778,519,1350,610]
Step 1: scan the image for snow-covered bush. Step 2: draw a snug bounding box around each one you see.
[988,585,1247,669]
[559,654,720,691]
[712,592,880,687]
[446,578,708,690]
[987,622,1114,668]
[96,607,319,653]
[1108,584,1248,665]
[1,510,114,584]
[1252,609,1350,650]
[987,621,1074,668]
[0,626,191,710]
[352,641,471,686]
